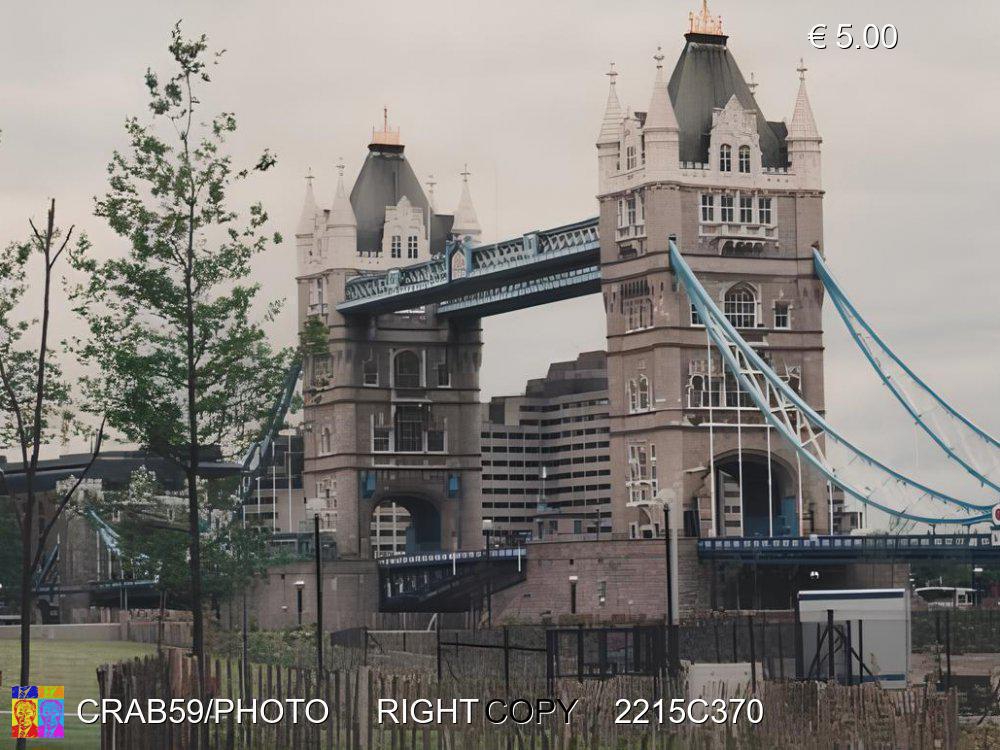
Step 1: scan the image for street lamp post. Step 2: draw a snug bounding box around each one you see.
[569,575,578,615]
[483,519,493,627]
[648,489,680,677]
[972,566,984,607]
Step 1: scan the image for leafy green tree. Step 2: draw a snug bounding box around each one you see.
[70,24,289,697]
[0,201,105,750]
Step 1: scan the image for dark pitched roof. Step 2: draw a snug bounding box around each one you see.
[667,33,787,168]
[349,144,453,255]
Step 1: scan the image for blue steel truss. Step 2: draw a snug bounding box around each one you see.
[814,249,1000,494]
[670,242,992,527]
[337,217,599,316]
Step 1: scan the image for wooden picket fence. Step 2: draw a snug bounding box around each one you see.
[97,650,960,749]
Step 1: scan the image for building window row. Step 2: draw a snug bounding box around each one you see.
[700,193,773,225]
[719,144,752,173]
[390,234,420,260]
[627,375,651,414]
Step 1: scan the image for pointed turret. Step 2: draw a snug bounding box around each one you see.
[597,62,622,145]
[296,171,318,236]
[786,59,822,190]
[328,159,357,229]
[596,62,623,194]
[787,61,820,141]
[451,165,481,243]
[643,47,680,181]
[644,47,678,132]
[326,159,359,269]
[296,171,321,276]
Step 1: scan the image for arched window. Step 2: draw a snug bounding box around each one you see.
[637,375,650,411]
[320,426,332,454]
[393,350,422,388]
[724,283,757,328]
[719,144,732,172]
[738,145,751,173]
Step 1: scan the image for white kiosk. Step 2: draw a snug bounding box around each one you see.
[797,589,910,688]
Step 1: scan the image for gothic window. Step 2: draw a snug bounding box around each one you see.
[626,443,651,505]
[363,357,378,386]
[626,196,637,225]
[372,413,390,452]
[624,298,652,332]
[724,283,757,328]
[688,373,722,408]
[738,145,751,173]
[720,195,734,222]
[319,426,332,454]
[626,144,637,170]
[739,195,754,223]
[393,350,422,389]
[700,194,715,222]
[407,235,418,259]
[758,197,772,224]
[637,375,650,411]
[774,302,790,329]
[724,372,753,408]
[394,405,426,452]
[690,303,704,327]
[628,379,638,413]
[719,144,732,172]
[391,235,402,259]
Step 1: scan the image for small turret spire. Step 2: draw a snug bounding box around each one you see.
[426,174,437,209]
[296,169,318,236]
[328,157,357,228]
[452,164,481,240]
[644,46,679,132]
[597,61,623,145]
[788,60,820,141]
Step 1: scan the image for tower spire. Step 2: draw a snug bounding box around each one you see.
[688,0,724,36]
[788,59,820,141]
[452,163,481,241]
[597,61,623,144]
[296,168,318,236]
[644,45,678,132]
[329,157,357,228]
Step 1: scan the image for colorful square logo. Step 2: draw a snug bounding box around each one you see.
[11,685,64,739]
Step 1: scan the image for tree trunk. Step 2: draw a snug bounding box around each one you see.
[17,492,33,750]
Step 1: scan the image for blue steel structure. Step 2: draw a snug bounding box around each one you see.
[814,249,1000,495]
[336,218,599,317]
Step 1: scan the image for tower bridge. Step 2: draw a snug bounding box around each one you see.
[281,2,998,617]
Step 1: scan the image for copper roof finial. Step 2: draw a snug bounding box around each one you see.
[689,0,724,35]
[371,107,402,147]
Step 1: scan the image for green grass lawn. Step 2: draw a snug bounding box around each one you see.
[0,639,158,749]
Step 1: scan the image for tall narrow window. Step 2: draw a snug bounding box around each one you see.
[390,235,401,258]
[617,198,626,228]
[720,195,734,222]
[394,405,425,452]
[626,196,637,226]
[628,379,638,413]
[719,144,732,172]
[738,145,751,173]
[407,235,418,259]
[626,144,637,170]
[700,194,715,222]
[690,303,703,327]
[774,302,790,329]
[724,283,757,328]
[363,358,379,386]
[320,426,332,454]
[739,195,754,223]
[393,350,422,388]
[637,375,650,411]
[758,197,772,224]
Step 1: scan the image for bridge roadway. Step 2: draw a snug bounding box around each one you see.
[337,217,599,317]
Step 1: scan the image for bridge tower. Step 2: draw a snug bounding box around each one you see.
[598,5,831,539]
[296,115,484,559]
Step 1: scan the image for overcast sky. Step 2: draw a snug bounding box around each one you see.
[1,1,997,511]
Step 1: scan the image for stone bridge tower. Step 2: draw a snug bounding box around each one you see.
[598,5,831,540]
[295,116,484,559]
